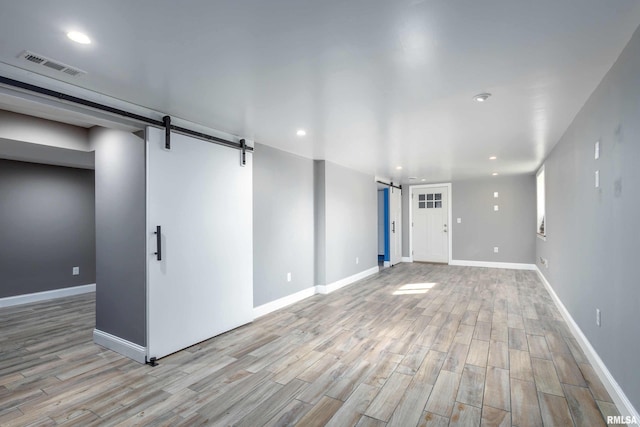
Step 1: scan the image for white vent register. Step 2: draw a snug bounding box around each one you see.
[18,50,87,77]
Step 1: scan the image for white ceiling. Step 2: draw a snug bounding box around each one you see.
[1,0,639,183]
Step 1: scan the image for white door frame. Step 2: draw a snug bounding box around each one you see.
[409,183,453,263]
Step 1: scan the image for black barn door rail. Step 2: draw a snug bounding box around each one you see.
[0,75,253,153]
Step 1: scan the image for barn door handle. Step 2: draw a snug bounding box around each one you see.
[154,225,162,261]
[392,221,395,233]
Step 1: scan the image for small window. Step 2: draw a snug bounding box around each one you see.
[427,194,434,200]
[435,201,442,208]
[427,201,434,208]
[435,193,442,201]
[419,202,425,209]
[419,194,426,201]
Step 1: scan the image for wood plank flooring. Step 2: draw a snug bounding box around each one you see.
[0,263,621,426]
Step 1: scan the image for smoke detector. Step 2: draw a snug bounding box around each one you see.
[18,50,86,77]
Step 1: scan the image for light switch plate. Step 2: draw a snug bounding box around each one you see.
[287,272,291,282]
[72,266,79,276]
[457,218,461,224]
[595,141,600,160]
[494,205,499,211]
[494,192,499,198]
[595,170,600,188]
[494,247,499,253]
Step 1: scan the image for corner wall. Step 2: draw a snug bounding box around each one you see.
[321,161,378,285]
[537,25,640,411]
[90,127,146,347]
[253,143,315,307]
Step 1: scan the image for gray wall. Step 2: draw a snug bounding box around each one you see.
[0,109,89,151]
[0,159,96,298]
[253,144,315,307]
[452,175,535,263]
[537,25,640,410]
[401,177,536,264]
[314,161,327,287]
[90,127,146,347]
[320,161,378,284]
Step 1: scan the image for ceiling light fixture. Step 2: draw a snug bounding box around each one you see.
[396,166,403,170]
[474,93,491,102]
[67,31,91,45]
[421,179,426,182]
[489,156,497,160]
[492,172,499,176]
[296,129,306,137]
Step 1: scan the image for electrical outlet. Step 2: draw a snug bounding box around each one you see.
[356,257,359,265]
[457,218,461,224]
[287,272,291,282]
[72,266,80,276]
[595,170,600,188]
[493,247,499,253]
[595,141,600,160]
[596,308,601,327]
[494,192,499,198]
[494,205,499,211]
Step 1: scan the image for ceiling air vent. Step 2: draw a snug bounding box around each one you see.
[18,50,87,78]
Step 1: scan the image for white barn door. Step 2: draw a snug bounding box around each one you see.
[389,187,402,266]
[146,127,253,360]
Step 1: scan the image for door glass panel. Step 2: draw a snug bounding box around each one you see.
[435,193,442,200]
[427,201,434,208]
[435,201,442,208]
[427,194,434,200]
[419,202,425,209]
[419,194,425,201]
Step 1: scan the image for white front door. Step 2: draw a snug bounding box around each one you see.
[389,187,402,266]
[412,186,449,263]
[146,127,253,360]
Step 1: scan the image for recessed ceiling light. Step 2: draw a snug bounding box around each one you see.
[296,129,306,137]
[492,172,499,176]
[421,178,426,182]
[67,31,91,45]
[489,156,497,160]
[474,93,491,102]
[396,166,403,170]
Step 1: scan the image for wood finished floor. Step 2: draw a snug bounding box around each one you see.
[0,263,620,426]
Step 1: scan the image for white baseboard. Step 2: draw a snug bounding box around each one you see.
[449,260,536,270]
[93,329,146,364]
[402,257,413,263]
[316,266,379,295]
[254,286,316,318]
[0,283,96,308]
[535,267,639,423]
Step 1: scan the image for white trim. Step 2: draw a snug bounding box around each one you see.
[449,260,536,270]
[535,267,640,424]
[316,266,379,295]
[409,183,453,264]
[93,329,147,364]
[0,283,96,308]
[253,286,316,318]
[402,257,413,263]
